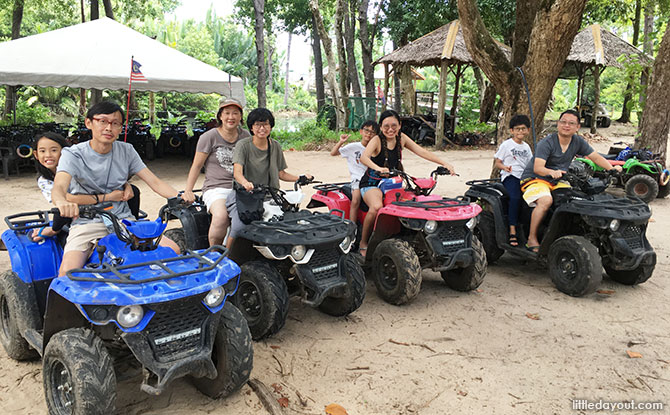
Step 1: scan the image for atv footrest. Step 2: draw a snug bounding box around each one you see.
[66,245,227,284]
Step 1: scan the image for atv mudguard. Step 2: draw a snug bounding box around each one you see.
[307,188,352,219]
[1,229,62,283]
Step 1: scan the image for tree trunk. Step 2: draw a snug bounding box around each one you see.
[618,0,641,123]
[253,0,267,107]
[590,66,600,134]
[267,33,274,92]
[436,60,449,149]
[310,0,345,130]
[2,0,24,121]
[79,0,86,115]
[458,0,587,146]
[311,17,326,112]
[635,22,670,163]
[102,0,114,19]
[284,33,292,107]
[357,0,377,98]
[335,0,349,128]
[638,4,654,112]
[344,0,362,97]
[399,64,415,114]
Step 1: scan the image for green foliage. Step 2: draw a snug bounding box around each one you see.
[272,118,341,150]
[0,100,51,126]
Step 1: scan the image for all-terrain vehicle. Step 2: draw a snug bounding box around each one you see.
[576,101,611,128]
[0,203,252,413]
[161,182,365,341]
[464,165,656,297]
[575,143,669,202]
[308,167,487,305]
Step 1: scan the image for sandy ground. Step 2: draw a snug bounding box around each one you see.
[1,124,669,415]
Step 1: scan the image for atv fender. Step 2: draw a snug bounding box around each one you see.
[164,204,211,250]
[1,230,62,283]
[227,237,265,265]
[307,190,351,218]
[464,187,509,251]
[42,291,89,353]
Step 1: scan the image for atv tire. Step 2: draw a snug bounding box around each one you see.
[43,328,116,414]
[233,261,289,340]
[318,253,366,316]
[371,238,422,305]
[441,236,487,291]
[475,211,504,263]
[0,271,40,360]
[625,174,658,203]
[145,140,155,161]
[164,228,188,254]
[657,184,670,199]
[604,264,654,286]
[548,235,602,297]
[191,302,253,398]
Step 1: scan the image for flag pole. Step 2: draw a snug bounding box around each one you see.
[124,55,134,142]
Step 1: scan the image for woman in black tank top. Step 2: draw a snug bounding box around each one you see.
[357,110,457,257]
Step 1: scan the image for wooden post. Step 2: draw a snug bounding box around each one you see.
[149,91,155,124]
[382,63,390,112]
[436,59,449,149]
[450,64,463,132]
[590,65,601,134]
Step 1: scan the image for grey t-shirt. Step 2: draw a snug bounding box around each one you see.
[232,137,288,189]
[196,127,251,192]
[57,141,146,225]
[521,133,594,181]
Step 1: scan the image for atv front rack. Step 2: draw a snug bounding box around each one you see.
[465,179,501,187]
[313,182,351,193]
[391,196,472,209]
[66,245,227,284]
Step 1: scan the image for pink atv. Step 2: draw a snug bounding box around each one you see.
[307,167,487,305]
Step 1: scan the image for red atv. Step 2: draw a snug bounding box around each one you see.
[307,167,487,305]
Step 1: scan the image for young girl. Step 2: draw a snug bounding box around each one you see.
[358,110,456,257]
[31,132,139,242]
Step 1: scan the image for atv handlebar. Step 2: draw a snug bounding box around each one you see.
[3,203,115,232]
[294,175,321,191]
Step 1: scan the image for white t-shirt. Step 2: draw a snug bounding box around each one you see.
[38,176,53,203]
[339,142,367,182]
[494,138,533,181]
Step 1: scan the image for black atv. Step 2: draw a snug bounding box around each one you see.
[160,184,366,341]
[464,166,656,297]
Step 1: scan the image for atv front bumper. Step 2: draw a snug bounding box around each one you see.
[424,225,475,271]
[292,250,349,306]
[122,308,220,395]
[606,228,656,271]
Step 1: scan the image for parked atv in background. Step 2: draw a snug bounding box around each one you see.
[0,203,253,413]
[575,143,669,202]
[308,167,487,306]
[464,165,656,297]
[576,101,611,128]
[161,180,365,341]
[156,119,189,158]
[188,119,212,158]
[123,119,156,161]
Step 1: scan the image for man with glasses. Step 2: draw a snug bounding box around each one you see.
[330,120,379,223]
[519,109,620,252]
[52,101,181,276]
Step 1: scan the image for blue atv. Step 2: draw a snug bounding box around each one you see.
[0,202,253,414]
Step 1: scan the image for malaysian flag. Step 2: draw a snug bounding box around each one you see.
[130,59,148,83]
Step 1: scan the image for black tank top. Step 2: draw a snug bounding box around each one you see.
[360,136,401,188]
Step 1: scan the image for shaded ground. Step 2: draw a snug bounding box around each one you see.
[0,123,668,414]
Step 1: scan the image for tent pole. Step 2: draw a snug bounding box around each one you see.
[436,59,449,149]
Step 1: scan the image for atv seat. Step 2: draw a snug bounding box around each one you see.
[601,152,618,160]
[340,185,369,212]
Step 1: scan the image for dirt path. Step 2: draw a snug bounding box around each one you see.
[1,128,669,414]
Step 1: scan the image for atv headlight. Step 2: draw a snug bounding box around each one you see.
[424,220,438,234]
[609,219,620,232]
[204,286,225,307]
[291,245,307,261]
[116,305,144,328]
[466,217,478,230]
[339,235,353,253]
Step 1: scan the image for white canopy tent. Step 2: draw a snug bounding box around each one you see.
[0,17,245,104]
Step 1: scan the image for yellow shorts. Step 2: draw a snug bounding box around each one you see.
[64,222,110,253]
[521,179,571,207]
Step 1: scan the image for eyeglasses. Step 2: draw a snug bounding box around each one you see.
[558,120,579,127]
[361,128,376,134]
[380,124,400,131]
[252,122,271,130]
[93,117,122,129]
[512,126,528,132]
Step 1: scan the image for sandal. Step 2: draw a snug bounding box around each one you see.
[358,246,368,258]
[525,244,540,253]
[509,234,518,247]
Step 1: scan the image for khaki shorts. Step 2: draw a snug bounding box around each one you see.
[63,222,110,253]
[521,179,571,207]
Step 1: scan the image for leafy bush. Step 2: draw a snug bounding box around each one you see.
[272,119,342,150]
[0,100,52,126]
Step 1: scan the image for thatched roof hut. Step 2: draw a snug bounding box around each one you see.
[560,24,653,79]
